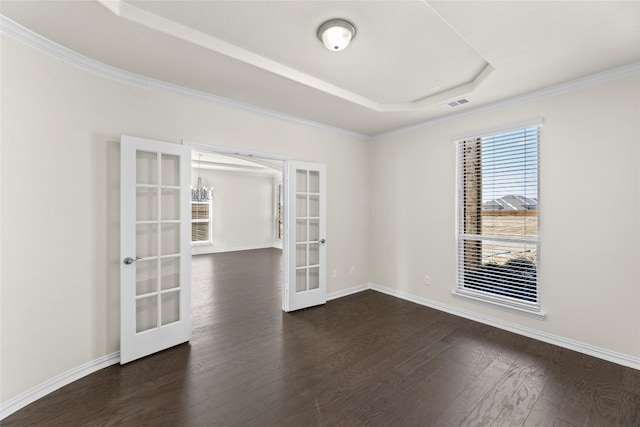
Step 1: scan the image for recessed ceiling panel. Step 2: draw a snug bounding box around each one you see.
[2,0,639,136]
[127,0,490,105]
[429,1,640,86]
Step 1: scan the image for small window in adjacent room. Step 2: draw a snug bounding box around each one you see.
[275,183,284,240]
[191,153,213,245]
[191,200,212,245]
[455,123,541,315]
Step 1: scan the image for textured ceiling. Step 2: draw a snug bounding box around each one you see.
[1,0,639,136]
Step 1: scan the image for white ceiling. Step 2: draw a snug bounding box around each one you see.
[2,0,639,136]
[192,151,283,176]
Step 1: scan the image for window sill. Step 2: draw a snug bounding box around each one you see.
[452,289,546,319]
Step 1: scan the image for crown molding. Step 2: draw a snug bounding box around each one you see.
[0,15,370,141]
[96,0,493,113]
[2,14,638,141]
[372,61,640,140]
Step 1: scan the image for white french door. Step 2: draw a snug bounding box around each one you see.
[287,161,327,311]
[120,135,192,364]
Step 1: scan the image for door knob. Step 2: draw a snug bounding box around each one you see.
[123,257,142,265]
[319,239,326,244]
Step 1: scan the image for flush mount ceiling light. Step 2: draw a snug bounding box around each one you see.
[317,19,356,51]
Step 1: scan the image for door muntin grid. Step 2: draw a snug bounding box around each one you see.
[135,150,182,333]
[295,169,321,292]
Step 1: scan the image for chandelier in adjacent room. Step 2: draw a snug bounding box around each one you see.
[191,154,212,202]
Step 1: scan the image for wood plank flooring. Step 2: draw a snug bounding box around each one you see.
[3,248,639,426]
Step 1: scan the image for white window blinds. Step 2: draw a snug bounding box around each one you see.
[191,202,212,244]
[456,126,540,312]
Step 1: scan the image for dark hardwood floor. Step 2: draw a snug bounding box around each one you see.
[3,248,640,426]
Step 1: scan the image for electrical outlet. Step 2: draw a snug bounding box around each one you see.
[331,269,338,279]
[350,266,356,275]
[424,275,431,285]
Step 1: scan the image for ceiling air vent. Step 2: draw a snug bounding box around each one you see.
[435,98,471,110]
[447,98,470,107]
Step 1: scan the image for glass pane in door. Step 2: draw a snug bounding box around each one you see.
[296,244,307,268]
[309,267,320,290]
[136,187,158,221]
[161,154,180,186]
[308,171,320,193]
[308,195,320,217]
[134,148,183,332]
[309,243,319,266]
[161,189,180,220]
[296,170,307,192]
[136,151,157,185]
[160,257,180,291]
[136,224,158,258]
[136,295,158,333]
[296,220,307,243]
[309,219,319,241]
[294,166,322,294]
[296,269,307,292]
[161,224,180,255]
[136,259,158,296]
[161,291,180,325]
[296,194,307,217]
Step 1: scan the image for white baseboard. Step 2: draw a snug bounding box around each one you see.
[326,283,370,301]
[0,352,120,421]
[369,283,640,371]
[4,282,639,421]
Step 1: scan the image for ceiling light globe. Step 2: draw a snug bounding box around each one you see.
[321,26,352,51]
[318,19,356,51]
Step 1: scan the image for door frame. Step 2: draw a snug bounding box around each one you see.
[183,141,292,311]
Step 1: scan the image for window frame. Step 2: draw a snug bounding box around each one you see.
[191,199,213,246]
[453,120,544,318]
[274,182,284,240]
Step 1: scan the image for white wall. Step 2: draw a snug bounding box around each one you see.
[2,28,639,412]
[0,35,371,403]
[191,168,281,254]
[370,74,640,360]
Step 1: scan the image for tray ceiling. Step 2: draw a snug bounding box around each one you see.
[1,0,639,136]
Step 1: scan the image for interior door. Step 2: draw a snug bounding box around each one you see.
[287,161,327,311]
[120,135,191,364]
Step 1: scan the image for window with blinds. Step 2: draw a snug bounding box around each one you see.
[275,183,284,240]
[456,125,540,312]
[191,201,212,244]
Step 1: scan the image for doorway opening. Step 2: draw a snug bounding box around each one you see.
[186,142,288,315]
